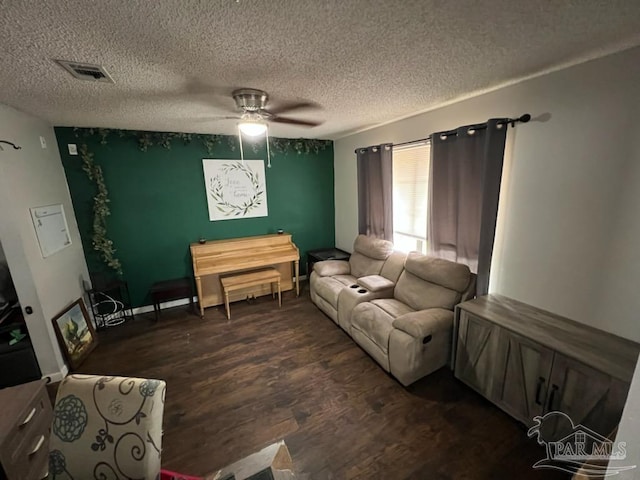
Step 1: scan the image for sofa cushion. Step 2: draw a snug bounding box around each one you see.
[404,253,471,292]
[349,252,386,278]
[348,235,394,278]
[379,251,407,283]
[314,260,350,277]
[392,308,454,339]
[333,274,359,287]
[353,235,394,260]
[312,276,345,307]
[358,275,395,292]
[395,270,461,311]
[370,298,415,319]
[351,303,396,354]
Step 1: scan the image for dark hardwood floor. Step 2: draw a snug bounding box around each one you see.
[73,283,568,479]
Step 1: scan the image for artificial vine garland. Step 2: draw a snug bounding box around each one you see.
[73,128,331,274]
[78,144,123,275]
[73,127,332,155]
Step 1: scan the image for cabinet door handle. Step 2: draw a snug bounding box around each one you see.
[21,407,37,426]
[547,384,559,411]
[535,377,545,405]
[29,435,45,455]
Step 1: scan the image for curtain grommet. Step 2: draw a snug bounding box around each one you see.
[440,134,447,140]
[467,129,476,135]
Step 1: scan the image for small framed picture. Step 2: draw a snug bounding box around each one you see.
[52,298,98,370]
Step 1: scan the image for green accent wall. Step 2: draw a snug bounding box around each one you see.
[54,128,335,307]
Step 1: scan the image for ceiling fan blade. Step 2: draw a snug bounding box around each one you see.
[179,80,244,112]
[190,115,241,123]
[270,116,323,127]
[265,101,320,116]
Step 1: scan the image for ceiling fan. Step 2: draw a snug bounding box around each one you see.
[222,88,323,136]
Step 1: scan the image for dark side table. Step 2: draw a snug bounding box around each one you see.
[306,248,351,276]
[149,277,195,322]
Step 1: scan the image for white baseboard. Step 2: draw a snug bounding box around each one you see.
[131,297,196,316]
[131,275,308,316]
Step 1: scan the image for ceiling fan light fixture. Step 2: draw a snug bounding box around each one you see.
[236,108,272,168]
[238,121,268,137]
[238,111,268,137]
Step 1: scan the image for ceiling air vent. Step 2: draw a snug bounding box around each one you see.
[54,59,114,83]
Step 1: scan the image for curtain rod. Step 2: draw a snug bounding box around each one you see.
[355,114,531,152]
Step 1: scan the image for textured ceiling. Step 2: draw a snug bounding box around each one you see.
[1,1,639,140]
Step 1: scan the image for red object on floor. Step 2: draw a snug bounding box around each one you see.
[160,469,203,480]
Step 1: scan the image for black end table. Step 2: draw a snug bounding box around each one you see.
[306,248,351,276]
[149,277,195,322]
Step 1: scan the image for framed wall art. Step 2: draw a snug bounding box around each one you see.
[203,159,268,221]
[52,298,97,370]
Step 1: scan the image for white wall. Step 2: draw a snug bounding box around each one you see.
[596,131,640,341]
[0,103,90,379]
[609,354,640,478]
[334,47,640,341]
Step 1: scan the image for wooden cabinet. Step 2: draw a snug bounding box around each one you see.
[454,295,640,438]
[493,328,554,425]
[454,311,501,398]
[0,380,52,480]
[545,353,629,439]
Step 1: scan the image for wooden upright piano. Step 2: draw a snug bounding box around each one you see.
[190,233,300,317]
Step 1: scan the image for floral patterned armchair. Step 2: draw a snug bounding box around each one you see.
[49,374,166,480]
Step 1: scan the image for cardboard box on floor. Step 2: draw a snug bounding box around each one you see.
[206,441,295,480]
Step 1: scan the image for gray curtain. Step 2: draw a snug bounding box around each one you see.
[427,119,508,296]
[357,144,393,241]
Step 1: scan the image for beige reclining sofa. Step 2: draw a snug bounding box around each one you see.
[309,235,405,331]
[310,236,474,386]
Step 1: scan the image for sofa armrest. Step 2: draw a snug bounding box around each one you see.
[358,275,395,293]
[392,308,454,339]
[313,260,351,277]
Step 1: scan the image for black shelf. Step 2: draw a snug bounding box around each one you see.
[0,307,41,388]
[86,273,134,330]
[0,301,20,326]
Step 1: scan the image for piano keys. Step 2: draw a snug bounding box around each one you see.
[190,233,300,317]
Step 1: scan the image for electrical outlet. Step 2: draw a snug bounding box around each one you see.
[68,144,78,155]
[39,136,47,148]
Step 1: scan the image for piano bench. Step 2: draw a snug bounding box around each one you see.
[220,268,282,320]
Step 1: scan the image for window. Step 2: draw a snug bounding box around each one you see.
[392,142,430,254]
